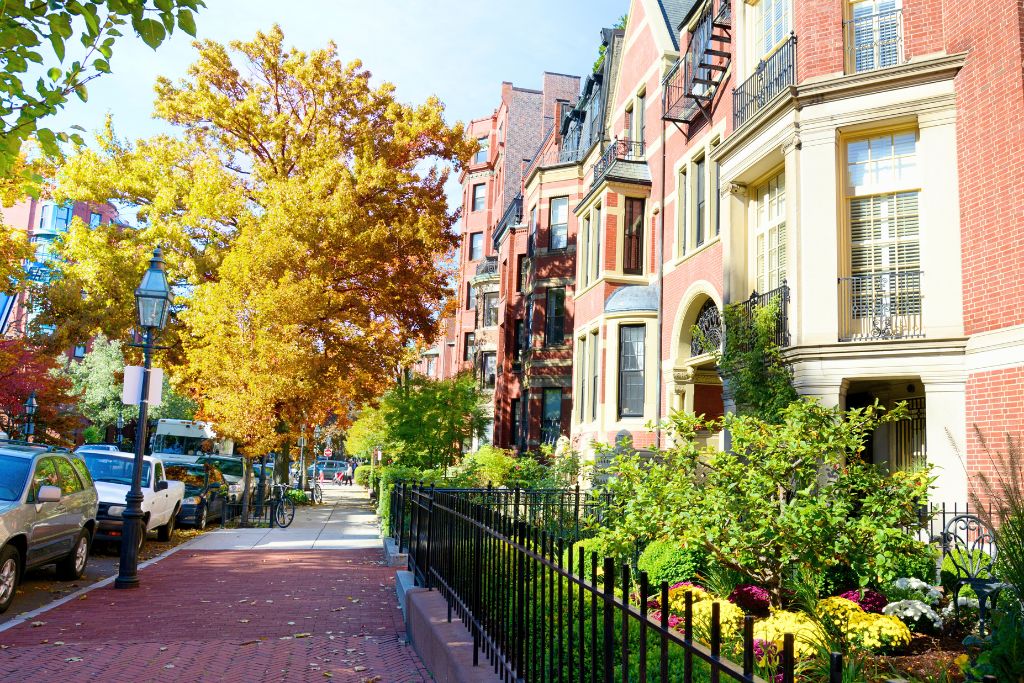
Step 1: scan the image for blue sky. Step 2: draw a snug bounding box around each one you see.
[48,0,626,219]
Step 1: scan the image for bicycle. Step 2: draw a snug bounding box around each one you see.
[271,483,296,528]
[309,481,323,505]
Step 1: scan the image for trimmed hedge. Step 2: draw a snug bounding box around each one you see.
[353,465,372,487]
[637,539,706,587]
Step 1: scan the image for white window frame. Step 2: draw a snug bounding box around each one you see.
[754,170,787,293]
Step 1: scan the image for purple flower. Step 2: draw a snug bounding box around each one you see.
[669,580,702,591]
[839,589,887,614]
[728,584,771,614]
[752,638,777,661]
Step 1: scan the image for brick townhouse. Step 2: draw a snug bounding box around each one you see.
[419,0,1024,505]
[432,74,580,448]
[1,198,120,349]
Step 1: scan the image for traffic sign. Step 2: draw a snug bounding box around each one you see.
[324,448,333,458]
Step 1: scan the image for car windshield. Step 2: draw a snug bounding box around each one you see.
[199,457,241,478]
[153,434,214,457]
[81,452,151,487]
[165,464,206,494]
[0,454,31,501]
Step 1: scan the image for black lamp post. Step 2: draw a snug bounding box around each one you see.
[22,391,37,440]
[115,248,173,590]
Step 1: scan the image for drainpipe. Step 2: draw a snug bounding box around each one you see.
[655,109,667,449]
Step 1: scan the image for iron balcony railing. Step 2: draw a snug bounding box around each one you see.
[741,281,791,348]
[591,139,645,187]
[838,269,923,342]
[844,7,904,74]
[733,34,796,129]
[475,255,498,277]
[662,0,731,122]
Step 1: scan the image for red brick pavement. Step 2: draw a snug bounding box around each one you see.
[0,549,429,682]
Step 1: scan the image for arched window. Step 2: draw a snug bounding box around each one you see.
[690,300,722,357]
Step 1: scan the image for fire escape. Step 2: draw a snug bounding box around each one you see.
[662,0,732,126]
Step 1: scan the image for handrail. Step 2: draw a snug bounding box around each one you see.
[733,34,796,128]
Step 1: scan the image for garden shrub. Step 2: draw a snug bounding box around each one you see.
[728,584,771,615]
[564,536,616,580]
[888,540,939,583]
[887,577,941,606]
[753,610,821,659]
[817,596,912,653]
[691,599,745,641]
[374,464,433,531]
[637,539,706,588]
[352,465,371,487]
[882,599,943,633]
[838,588,888,614]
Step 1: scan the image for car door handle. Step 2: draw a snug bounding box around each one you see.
[55,506,67,513]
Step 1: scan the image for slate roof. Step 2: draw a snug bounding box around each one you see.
[606,285,660,313]
[657,0,701,49]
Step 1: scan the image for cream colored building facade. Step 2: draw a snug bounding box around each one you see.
[716,53,970,505]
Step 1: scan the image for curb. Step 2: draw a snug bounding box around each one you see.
[0,533,204,635]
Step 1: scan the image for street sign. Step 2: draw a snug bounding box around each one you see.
[122,366,163,406]
[324,448,333,458]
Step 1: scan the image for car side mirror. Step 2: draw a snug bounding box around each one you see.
[155,480,169,492]
[37,485,62,503]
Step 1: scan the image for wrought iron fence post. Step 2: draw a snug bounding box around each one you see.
[424,484,435,590]
[829,652,843,683]
[472,501,482,667]
[603,557,615,683]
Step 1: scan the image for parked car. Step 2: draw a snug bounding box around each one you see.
[307,460,348,481]
[0,441,99,613]
[164,462,228,529]
[74,444,120,453]
[196,455,247,501]
[77,450,185,548]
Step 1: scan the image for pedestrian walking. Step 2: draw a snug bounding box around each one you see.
[345,459,355,486]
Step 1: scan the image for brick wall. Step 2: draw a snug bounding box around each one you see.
[943,0,1024,335]
[794,0,844,81]
[965,366,1024,507]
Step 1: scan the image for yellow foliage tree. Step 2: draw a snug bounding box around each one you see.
[41,26,471,455]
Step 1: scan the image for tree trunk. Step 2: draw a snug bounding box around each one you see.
[275,440,292,486]
[239,458,252,527]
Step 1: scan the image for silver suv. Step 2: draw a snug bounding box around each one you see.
[0,441,99,613]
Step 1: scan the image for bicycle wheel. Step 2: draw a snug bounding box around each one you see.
[312,484,323,505]
[275,497,296,528]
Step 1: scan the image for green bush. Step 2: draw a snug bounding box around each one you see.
[637,539,706,588]
[286,489,309,505]
[563,536,617,581]
[353,465,372,487]
[888,540,939,583]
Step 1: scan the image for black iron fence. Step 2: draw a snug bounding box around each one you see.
[734,34,796,129]
[393,485,949,683]
[591,139,645,187]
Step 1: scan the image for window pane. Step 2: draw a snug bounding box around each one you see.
[624,198,644,274]
[545,288,565,345]
[472,184,486,212]
[484,292,499,327]
[467,282,476,309]
[618,325,645,417]
[464,333,475,360]
[469,232,484,261]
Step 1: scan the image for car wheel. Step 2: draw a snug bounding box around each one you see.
[157,513,175,542]
[56,530,90,581]
[0,545,20,614]
[195,505,208,530]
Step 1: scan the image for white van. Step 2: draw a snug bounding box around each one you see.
[151,419,234,462]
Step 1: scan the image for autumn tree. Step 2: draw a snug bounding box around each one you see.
[41,27,472,455]
[0,337,76,442]
[53,332,196,431]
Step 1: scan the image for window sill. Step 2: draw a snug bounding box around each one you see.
[671,235,720,268]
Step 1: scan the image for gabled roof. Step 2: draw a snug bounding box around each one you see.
[657,0,700,49]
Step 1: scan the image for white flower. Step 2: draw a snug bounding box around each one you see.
[940,597,980,619]
[883,599,943,631]
[891,577,942,605]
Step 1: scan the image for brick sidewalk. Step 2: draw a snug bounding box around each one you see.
[0,549,429,682]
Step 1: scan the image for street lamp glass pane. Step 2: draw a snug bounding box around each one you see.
[136,295,168,329]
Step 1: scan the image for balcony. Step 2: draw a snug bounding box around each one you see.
[591,139,646,188]
[737,281,791,349]
[733,34,796,129]
[844,7,904,74]
[663,0,732,123]
[475,256,498,277]
[838,270,923,342]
